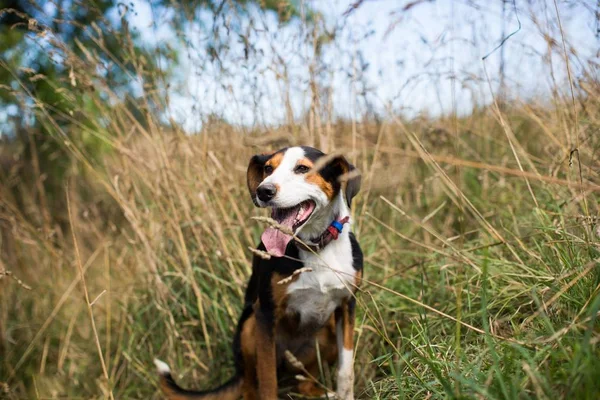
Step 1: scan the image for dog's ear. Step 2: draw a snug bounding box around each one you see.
[322,155,361,208]
[339,158,361,208]
[343,161,361,208]
[247,153,270,206]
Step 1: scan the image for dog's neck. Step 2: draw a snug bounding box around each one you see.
[297,193,350,245]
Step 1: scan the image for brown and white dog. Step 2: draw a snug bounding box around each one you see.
[154,146,363,400]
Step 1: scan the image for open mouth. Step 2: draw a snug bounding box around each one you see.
[261,200,316,257]
[271,200,316,231]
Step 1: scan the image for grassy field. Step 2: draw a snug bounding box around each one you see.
[1,2,599,398]
[1,92,599,399]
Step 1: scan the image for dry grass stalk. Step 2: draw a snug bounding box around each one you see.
[0,269,32,290]
[277,267,313,285]
[251,216,295,236]
[66,186,115,400]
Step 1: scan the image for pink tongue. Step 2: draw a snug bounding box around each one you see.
[261,210,297,257]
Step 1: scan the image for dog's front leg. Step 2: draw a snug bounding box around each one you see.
[336,298,356,400]
[255,307,278,400]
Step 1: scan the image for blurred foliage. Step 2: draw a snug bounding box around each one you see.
[0,0,307,228]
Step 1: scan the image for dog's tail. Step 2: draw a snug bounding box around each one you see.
[154,359,243,400]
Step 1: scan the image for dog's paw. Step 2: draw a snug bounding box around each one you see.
[336,353,354,400]
[312,391,337,399]
[335,388,353,400]
[297,380,337,399]
[335,375,354,400]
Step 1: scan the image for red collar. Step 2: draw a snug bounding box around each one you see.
[294,216,350,252]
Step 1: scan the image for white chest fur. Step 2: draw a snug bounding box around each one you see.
[286,231,356,327]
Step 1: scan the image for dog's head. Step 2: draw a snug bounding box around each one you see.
[247,146,361,256]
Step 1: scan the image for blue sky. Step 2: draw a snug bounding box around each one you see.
[130,0,590,132]
[2,0,596,134]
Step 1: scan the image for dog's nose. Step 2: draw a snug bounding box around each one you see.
[257,184,277,202]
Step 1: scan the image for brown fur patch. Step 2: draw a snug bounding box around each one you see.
[291,315,338,397]
[247,153,269,198]
[341,300,355,350]
[270,272,294,323]
[241,314,257,361]
[284,315,338,371]
[316,315,339,363]
[158,374,242,400]
[265,152,284,172]
[255,314,278,400]
[242,383,258,400]
[158,378,189,400]
[239,314,259,400]
[302,158,335,199]
[297,380,327,397]
[247,172,263,198]
[247,151,284,199]
[354,269,363,289]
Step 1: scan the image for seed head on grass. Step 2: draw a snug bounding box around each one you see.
[277,267,313,284]
[248,246,271,260]
[285,350,305,370]
[251,216,295,236]
[0,269,32,290]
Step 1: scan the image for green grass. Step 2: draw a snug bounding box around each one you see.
[1,107,599,399]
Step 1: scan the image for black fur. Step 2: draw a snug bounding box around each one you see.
[230,237,363,370]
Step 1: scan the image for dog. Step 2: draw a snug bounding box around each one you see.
[154,146,363,400]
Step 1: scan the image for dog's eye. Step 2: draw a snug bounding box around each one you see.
[264,165,273,175]
[294,165,310,174]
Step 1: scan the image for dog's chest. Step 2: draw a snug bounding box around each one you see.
[285,237,355,327]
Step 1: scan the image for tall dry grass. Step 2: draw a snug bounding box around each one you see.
[1,1,599,399]
[2,102,599,398]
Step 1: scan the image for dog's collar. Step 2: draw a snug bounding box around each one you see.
[295,216,350,253]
